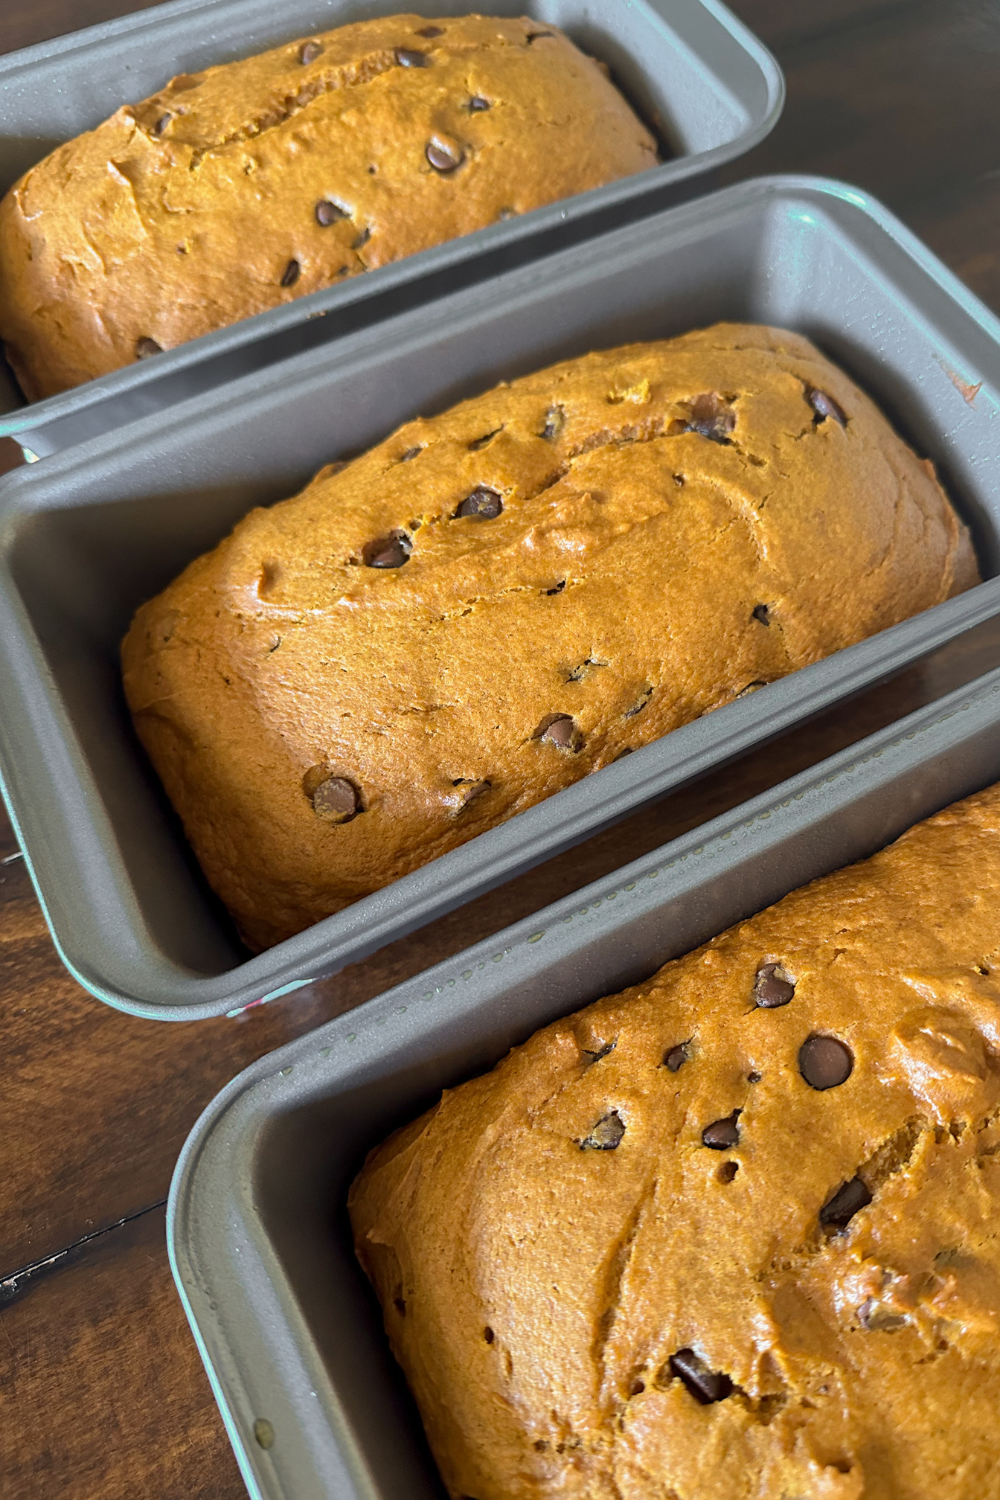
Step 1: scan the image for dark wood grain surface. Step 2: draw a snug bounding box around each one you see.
[1,2,999,1494]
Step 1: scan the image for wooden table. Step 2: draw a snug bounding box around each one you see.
[1,2,999,1494]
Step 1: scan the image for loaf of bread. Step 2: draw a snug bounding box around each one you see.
[121,322,977,951]
[0,14,657,401]
[350,780,1000,1500]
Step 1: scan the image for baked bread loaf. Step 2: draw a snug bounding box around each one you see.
[121,322,977,951]
[0,14,657,401]
[349,781,1000,1500]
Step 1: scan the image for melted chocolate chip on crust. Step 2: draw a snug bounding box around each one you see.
[469,95,491,111]
[135,337,163,359]
[808,387,848,426]
[455,487,503,520]
[311,776,360,823]
[417,25,444,37]
[665,1042,690,1072]
[799,1034,854,1090]
[580,1111,625,1150]
[364,531,412,568]
[669,1349,733,1405]
[280,259,301,287]
[315,199,348,226]
[752,604,770,626]
[396,48,428,67]
[299,39,323,64]
[535,714,578,750]
[686,392,736,443]
[453,778,491,811]
[426,138,465,172]
[702,1110,740,1149]
[820,1176,872,1231]
[154,114,171,135]
[754,963,795,1008]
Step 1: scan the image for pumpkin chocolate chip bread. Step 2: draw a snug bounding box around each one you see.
[0,14,657,401]
[120,322,977,951]
[349,781,1000,1500]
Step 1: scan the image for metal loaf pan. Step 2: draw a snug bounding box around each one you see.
[0,0,784,457]
[2,175,1000,1022]
[168,667,1000,1500]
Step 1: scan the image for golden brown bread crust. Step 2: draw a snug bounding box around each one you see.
[0,14,657,400]
[120,322,978,951]
[349,782,1000,1500]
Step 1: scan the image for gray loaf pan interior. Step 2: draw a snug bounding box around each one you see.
[0,0,784,454]
[168,667,1000,1500]
[2,174,1000,1020]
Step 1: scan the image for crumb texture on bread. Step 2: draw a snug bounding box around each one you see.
[349,782,1000,1500]
[0,14,657,399]
[120,322,978,950]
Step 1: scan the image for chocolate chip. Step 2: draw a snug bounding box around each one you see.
[398,446,422,462]
[717,1161,739,1183]
[665,1042,690,1072]
[747,1070,762,1084]
[526,31,554,42]
[455,486,503,520]
[280,259,301,287]
[469,95,490,111]
[396,48,428,67]
[545,580,566,596]
[754,963,795,1008]
[808,387,847,426]
[154,113,171,135]
[311,776,360,823]
[535,714,578,750]
[799,1035,853,1091]
[669,1349,732,1405]
[315,199,348,226]
[426,138,464,172]
[702,1110,740,1150]
[393,1297,406,1316]
[752,604,770,626]
[352,227,372,250]
[299,39,323,65]
[686,392,735,443]
[417,25,444,37]
[581,1111,625,1150]
[820,1176,871,1231]
[363,530,412,568]
[540,406,565,440]
[135,337,163,359]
